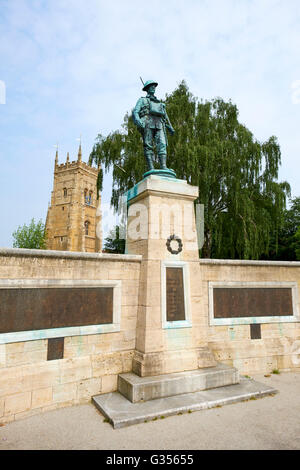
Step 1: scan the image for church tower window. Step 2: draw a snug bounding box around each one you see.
[84,188,91,205]
[84,220,90,236]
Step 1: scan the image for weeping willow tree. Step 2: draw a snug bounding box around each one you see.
[260,197,300,261]
[89,81,290,259]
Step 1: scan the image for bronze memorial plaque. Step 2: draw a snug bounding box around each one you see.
[213,287,293,319]
[250,323,261,340]
[47,337,64,361]
[166,267,185,322]
[0,287,113,334]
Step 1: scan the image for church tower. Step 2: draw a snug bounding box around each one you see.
[45,144,102,253]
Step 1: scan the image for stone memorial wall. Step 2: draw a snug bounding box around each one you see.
[202,259,300,374]
[0,248,142,425]
[0,248,299,425]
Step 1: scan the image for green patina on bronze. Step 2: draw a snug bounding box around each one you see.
[132,80,176,177]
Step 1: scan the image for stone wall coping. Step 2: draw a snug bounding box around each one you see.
[1,248,298,267]
[199,258,300,267]
[0,248,142,262]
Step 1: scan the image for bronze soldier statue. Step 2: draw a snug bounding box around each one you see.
[132,80,175,173]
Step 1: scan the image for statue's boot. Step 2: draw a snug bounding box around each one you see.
[145,152,154,171]
[158,154,168,170]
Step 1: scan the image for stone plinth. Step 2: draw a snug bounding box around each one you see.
[126,175,200,260]
[126,175,216,376]
[118,363,239,403]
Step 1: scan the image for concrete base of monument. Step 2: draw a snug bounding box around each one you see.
[132,348,217,377]
[118,363,239,403]
[92,375,278,429]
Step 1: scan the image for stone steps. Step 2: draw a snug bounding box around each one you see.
[92,378,278,429]
[118,364,239,403]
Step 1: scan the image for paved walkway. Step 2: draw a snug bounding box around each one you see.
[0,371,299,450]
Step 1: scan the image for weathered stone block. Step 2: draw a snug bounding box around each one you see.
[77,378,102,400]
[0,397,4,417]
[4,392,31,415]
[32,387,53,409]
[101,374,118,393]
[6,342,24,354]
[0,362,59,397]
[52,383,77,403]
[0,344,6,368]
[6,349,48,367]
[58,357,92,384]
[24,339,47,352]
[92,352,123,377]
[63,342,95,358]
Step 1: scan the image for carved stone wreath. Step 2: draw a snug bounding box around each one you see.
[166,234,183,255]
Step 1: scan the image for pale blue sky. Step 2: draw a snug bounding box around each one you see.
[0,0,299,247]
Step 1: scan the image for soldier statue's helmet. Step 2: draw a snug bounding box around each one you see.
[142,80,158,92]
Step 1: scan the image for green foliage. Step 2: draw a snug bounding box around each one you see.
[89,80,290,259]
[260,197,300,260]
[103,225,125,254]
[295,227,300,261]
[12,218,47,249]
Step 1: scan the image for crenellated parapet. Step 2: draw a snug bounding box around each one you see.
[55,160,98,174]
